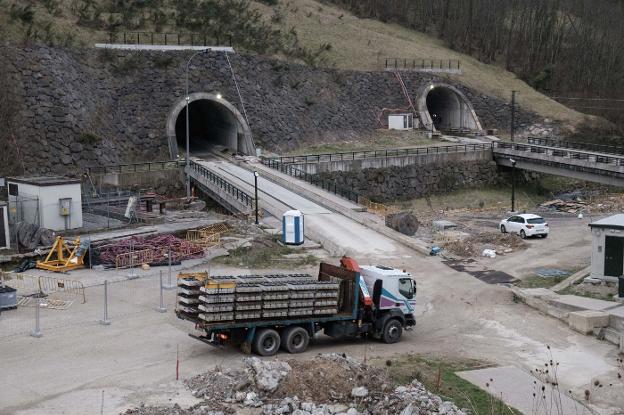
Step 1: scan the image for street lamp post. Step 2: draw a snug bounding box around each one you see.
[510,90,517,143]
[510,158,517,212]
[184,49,208,200]
[253,171,259,225]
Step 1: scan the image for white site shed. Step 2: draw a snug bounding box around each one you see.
[589,214,624,281]
[388,113,415,130]
[6,176,83,231]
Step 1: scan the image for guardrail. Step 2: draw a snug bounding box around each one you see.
[493,142,624,167]
[261,158,361,203]
[187,161,254,207]
[87,160,183,175]
[526,137,624,155]
[274,143,493,164]
[385,58,461,72]
[108,31,233,46]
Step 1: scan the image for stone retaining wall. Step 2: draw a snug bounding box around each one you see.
[316,161,502,202]
[0,45,540,177]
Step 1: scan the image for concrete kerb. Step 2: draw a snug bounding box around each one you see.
[246,161,431,256]
[550,266,591,292]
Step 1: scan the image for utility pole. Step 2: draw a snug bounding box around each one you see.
[510,158,517,212]
[510,90,517,142]
[253,171,259,225]
[184,49,209,200]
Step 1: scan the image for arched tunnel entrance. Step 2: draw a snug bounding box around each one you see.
[166,92,255,157]
[418,83,482,133]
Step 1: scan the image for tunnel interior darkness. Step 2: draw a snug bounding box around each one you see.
[175,99,240,154]
[425,87,479,131]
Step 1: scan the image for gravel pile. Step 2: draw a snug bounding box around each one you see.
[123,355,467,415]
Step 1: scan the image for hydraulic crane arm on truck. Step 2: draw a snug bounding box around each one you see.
[176,258,416,356]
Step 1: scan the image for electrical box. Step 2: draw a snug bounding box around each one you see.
[388,113,414,130]
[59,198,72,216]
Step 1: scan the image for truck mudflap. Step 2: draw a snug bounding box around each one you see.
[188,333,225,348]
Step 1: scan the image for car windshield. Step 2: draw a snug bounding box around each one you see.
[398,278,414,299]
[527,218,545,224]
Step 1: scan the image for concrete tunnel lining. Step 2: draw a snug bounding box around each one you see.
[166,92,256,157]
[417,83,483,132]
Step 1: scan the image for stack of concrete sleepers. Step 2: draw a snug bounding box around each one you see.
[176,272,208,321]
[177,273,340,324]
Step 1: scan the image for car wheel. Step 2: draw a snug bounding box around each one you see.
[281,326,309,354]
[541,234,548,238]
[520,230,527,239]
[253,328,281,356]
[500,225,506,233]
[381,319,403,344]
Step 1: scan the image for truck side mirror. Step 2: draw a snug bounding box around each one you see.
[372,280,382,308]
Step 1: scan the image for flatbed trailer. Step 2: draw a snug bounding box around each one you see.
[176,261,416,355]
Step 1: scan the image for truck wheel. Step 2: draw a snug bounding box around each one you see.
[253,328,281,356]
[281,326,309,354]
[381,319,403,344]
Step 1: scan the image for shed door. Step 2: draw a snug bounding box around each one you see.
[0,206,5,247]
[604,236,624,277]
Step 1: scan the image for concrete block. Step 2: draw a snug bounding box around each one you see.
[568,310,610,335]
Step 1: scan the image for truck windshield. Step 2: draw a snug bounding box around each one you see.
[398,278,414,299]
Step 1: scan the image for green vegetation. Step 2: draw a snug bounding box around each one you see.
[375,355,521,415]
[517,275,568,289]
[557,284,616,302]
[214,234,318,268]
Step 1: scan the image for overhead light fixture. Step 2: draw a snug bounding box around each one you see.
[216,93,223,99]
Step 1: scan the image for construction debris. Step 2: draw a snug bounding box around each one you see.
[95,234,204,267]
[539,198,587,213]
[124,354,467,415]
[440,231,527,258]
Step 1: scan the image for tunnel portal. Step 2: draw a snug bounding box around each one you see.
[418,84,482,133]
[166,92,255,157]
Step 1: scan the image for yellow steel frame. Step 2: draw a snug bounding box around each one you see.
[36,236,85,272]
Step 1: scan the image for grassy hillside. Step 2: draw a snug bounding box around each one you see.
[0,0,594,128]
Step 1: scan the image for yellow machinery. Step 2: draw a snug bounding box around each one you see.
[36,236,87,272]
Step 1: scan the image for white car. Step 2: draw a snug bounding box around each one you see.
[499,214,549,239]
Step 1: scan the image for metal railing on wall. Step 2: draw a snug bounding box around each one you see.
[274,143,493,165]
[187,161,254,207]
[261,158,360,203]
[493,141,624,167]
[385,58,461,71]
[107,32,233,47]
[526,137,624,156]
[86,160,184,175]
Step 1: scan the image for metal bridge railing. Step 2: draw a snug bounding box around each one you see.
[274,143,493,165]
[187,161,254,207]
[526,137,624,156]
[261,158,361,203]
[493,142,624,167]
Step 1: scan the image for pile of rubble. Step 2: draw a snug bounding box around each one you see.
[124,354,467,415]
[539,199,587,213]
[440,231,527,258]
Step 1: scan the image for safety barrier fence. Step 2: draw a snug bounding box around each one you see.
[185,222,231,247]
[385,58,461,72]
[261,158,361,203]
[0,272,86,303]
[86,160,183,175]
[0,270,178,339]
[273,143,492,164]
[187,161,254,207]
[359,196,398,217]
[493,142,624,167]
[107,31,233,47]
[526,137,624,156]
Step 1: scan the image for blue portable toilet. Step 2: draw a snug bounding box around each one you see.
[282,210,304,245]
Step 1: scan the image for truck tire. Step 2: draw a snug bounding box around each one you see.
[253,328,281,356]
[281,326,309,354]
[381,319,403,344]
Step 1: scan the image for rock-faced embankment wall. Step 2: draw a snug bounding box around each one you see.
[0,45,540,177]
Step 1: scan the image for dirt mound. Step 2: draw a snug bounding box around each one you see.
[274,354,388,403]
[442,231,527,257]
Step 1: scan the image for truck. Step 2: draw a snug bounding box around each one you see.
[175,257,416,356]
